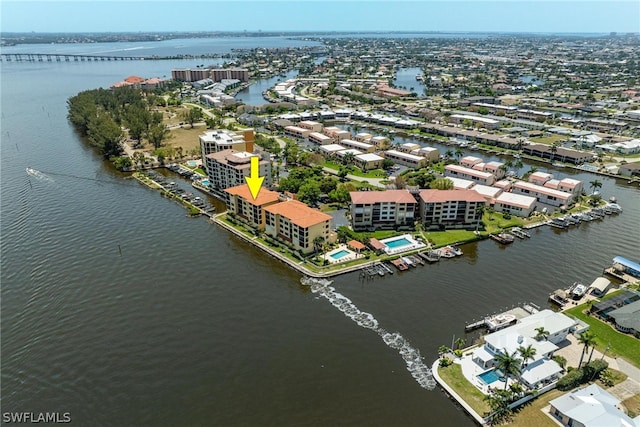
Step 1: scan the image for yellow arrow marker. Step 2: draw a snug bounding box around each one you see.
[245,156,264,200]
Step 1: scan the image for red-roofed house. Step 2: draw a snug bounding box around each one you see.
[349,190,417,231]
[225,185,281,229]
[264,200,333,254]
[418,189,486,229]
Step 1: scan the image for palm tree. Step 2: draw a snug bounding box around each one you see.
[454,337,466,350]
[589,179,602,194]
[445,149,454,159]
[534,327,549,341]
[578,330,597,368]
[504,159,513,171]
[517,345,537,369]
[550,142,559,160]
[342,152,356,166]
[455,147,464,159]
[494,349,522,390]
[313,236,325,254]
[475,203,485,232]
[514,159,524,177]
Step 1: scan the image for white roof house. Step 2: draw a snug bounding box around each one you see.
[549,384,640,427]
[472,310,576,389]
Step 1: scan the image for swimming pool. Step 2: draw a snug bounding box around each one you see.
[201,179,210,186]
[478,369,503,385]
[330,250,351,260]
[187,160,198,167]
[384,238,411,249]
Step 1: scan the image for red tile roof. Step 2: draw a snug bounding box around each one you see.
[368,238,386,251]
[350,190,417,205]
[124,75,145,84]
[264,200,331,228]
[225,185,280,206]
[419,189,487,203]
[347,240,366,251]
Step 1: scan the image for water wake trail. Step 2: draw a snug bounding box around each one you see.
[25,167,54,183]
[301,277,436,390]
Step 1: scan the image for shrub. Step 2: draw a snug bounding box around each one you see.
[557,368,584,391]
[439,358,453,367]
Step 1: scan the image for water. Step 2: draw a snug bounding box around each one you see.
[383,237,412,249]
[330,250,351,260]
[2,37,640,427]
[235,70,299,106]
[393,67,424,94]
[478,369,501,385]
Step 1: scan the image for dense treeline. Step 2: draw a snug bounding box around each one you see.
[67,86,169,158]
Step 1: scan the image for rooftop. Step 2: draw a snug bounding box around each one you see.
[225,185,280,206]
[350,190,417,205]
[264,200,332,228]
[419,189,486,204]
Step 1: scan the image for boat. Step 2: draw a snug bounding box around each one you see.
[578,212,593,222]
[552,162,565,167]
[402,256,416,268]
[378,262,394,275]
[419,250,441,263]
[570,282,588,299]
[606,203,623,213]
[484,313,517,332]
[446,245,463,256]
[490,233,515,244]
[565,215,580,225]
[510,227,530,239]
[439,247,456,258]
[409,255,424,266]
[549,218,569,229]
[549,289,570,306]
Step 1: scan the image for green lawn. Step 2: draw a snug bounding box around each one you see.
[529,134,568,145]
[564,300,640,369]
[509,389,564,427]
[426,229,480,247]
[324,161,387,179]
[437,363,490,416]
[483,212,525,233]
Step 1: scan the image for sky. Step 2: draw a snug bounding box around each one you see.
[1,1,639,34]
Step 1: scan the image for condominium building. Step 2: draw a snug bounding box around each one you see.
[418,189,486,229]
[264,200,333,254]
[355,153,384,170]
[511,181,574,207]
[350,190,418,231]
[171,68,248,83]
[200,129,252,158]
[444,164,496,186]
[205,149,271,195]
[309,132,333,145]
[298,120,323,132]
[322,126,350,142]
[339,139,376,153]
[225,185,281,229]
[493,192,537,217]
[284,126,311,140]
[384,149,427,168]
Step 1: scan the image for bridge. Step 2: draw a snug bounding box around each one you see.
[0,53,226,62]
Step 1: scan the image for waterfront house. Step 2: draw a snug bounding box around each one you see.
[471,309,574,389]
[350,190,417,231]
[418,189,486,229]
[339,139,376,153]
[619,162,640,177]
[225,185,281,229]
[528,171,554,186]
[284,126,312,140]
[548,384,640,427]
[522,144,595,165]
[264,200,333,254]
[322,126,350,142]
[460,156,483,169]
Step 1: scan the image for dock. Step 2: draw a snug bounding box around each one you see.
[464,303,540,332]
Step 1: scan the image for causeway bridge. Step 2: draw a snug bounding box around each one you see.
[0,53,225,62]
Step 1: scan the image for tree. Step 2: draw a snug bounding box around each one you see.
[475,204,485,231]
[577,330,597,368]
[517,345,537,369]
[514,160,524,177]
[550,142,559,160]
[147,123,171,149]
[430,177,454,190]
[589,179,602,194]
[341,152,356,165]
[445,149,454,159]
[297,181,321,206]
[393,174,407,189]
[182,107,203,128]
[534,327,550,341]
[454,337,466,350]
[313,236,325,254]
[87,113,124,158]
[382,159,395,170]
[454,147,464,159]
[494,349,522,390]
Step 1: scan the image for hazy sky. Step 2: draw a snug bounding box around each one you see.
[2,1,639,34]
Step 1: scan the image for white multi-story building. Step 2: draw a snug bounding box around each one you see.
[199,129,248,157]
[512,181,574,207]
[384,149,427,168]
[445,164,495,186]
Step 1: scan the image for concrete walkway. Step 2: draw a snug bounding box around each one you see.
[556,333,640,402]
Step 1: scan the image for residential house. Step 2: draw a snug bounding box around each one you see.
[511,181,574,207]
[445,164,496,186]
[493,192,537,217]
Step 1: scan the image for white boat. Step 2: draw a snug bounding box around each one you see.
[485,313,517,331]
[570,282,587,299]
[606,203,623,213]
